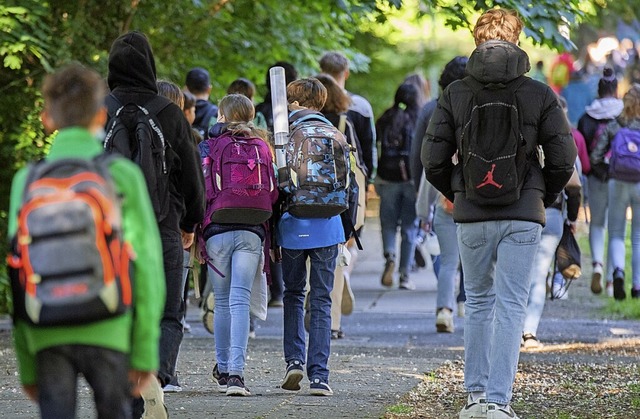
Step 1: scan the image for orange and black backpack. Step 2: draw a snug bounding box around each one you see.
[7,155,133,326]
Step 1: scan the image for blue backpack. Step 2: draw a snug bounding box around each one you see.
[609,127,640,182]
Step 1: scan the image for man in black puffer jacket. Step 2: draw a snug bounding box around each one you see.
[422,9,576,419]
[107,31,205,417]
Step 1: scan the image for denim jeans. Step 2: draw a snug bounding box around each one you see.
[523,208,564,336]
[433,206,460,310]
[36,345,131,419]
[457,220,541,405]
[206,230,262,377]
[282,245,338,382]
[608,179,640,290]
[375,182,418,274]
[588,175,610,276]
[158,228,186,387]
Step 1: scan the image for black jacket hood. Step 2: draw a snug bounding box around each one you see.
[466,40,531,84]
[107,31,157,93]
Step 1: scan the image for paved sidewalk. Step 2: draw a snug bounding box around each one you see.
[1,217,639,418]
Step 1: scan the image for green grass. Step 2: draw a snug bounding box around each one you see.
[386,404,413,415]
[576,222,640,319]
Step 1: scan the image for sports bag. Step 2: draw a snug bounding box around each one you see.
[8,156,132,326]
[608,127,640,182]
[280,110,351,218]
[104,94,172,222]
[201,132,277,226]
[555,222,581,279]
[460,76,529,206]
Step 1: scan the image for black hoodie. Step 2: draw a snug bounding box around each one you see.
[107,31,205,233]
[423,40,576,225]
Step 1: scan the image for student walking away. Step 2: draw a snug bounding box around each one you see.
[7,64,165,418]
[316,73,367,339]
[522,164,582,349]
[591,83,640,301]
[277,78,348,396]
[255,62,299,309]
[376,82,421,290]
[185,67,218,138]
[577,67,623,296]
[423,9,576,418]
[319,51,377,185]
[105,31,205,417]
[200,94,279,396]
[413,57,469,330]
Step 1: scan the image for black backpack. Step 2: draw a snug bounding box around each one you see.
[377,113,413,182]
[104,94,172,222]
[460,76,529,206]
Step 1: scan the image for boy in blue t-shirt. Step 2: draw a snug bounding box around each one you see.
[277,78,345,396]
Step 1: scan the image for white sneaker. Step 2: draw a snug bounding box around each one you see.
[459,394,487,418]
[551,281,568,300]
[141,379,168,418]
[487,403,519,418]
[436,308,454,333]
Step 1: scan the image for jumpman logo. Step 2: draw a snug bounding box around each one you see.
[476,164,503,189]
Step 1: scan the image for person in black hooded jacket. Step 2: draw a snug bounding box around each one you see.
[106,31,205,416]
[422,9,576,419]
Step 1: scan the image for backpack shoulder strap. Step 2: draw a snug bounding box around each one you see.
[105,93,123,118]
[338,114,347,134]
[290,109,333,127]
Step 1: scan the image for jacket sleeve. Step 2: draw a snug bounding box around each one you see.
[411,101,436,192]
[110,159,165,372]
[422,93,458,202]
[536,88,577,205]
[589,120,617,181]
[173,110,206,233]
[564,165,582,222]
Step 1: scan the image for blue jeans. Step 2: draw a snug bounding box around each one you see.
[433,206,459,310]
[523,209,564,336]
[457,220,541,405]
[158,228,186,387]
[375,182,418,274]
[36,345,131,419]
[608,179,640,290]
[588,175,610,276]
[206,230,262,377]
[282,245,338,382]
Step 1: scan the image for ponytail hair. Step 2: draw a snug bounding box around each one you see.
[218,94,272,152]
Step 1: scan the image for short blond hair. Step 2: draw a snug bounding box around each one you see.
[287,78,327,111]
[473,8,523,46]
[621,84,640,124]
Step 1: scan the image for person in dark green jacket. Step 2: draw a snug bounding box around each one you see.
[8,64,165,418]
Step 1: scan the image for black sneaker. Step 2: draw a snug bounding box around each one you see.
[613,268,626,300]
[281,360,304,391]
[632,288,640,299]
[309,378,333,396]
[414,246,426,268]
[331,329,345,339]
[226,375,251,396]
[212,364,229,393]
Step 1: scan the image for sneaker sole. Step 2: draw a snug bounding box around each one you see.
[436,323,454,333]
[281,369,303,391]
[309,388,333,396]
[613,278,626,300]
[226,386,251,396]
[591,271,602,294]
[216,384,227,393]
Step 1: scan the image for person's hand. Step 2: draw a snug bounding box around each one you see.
[128,370,156,398]
[568,221,577,234]
[420,219,432,233]
[22,384,37,401]
[181,230,194,249]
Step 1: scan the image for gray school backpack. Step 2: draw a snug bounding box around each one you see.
[279,110,352,218]
[8,156,132,326]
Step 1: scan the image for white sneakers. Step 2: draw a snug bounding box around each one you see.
[459,394,520,419]
[436,308,454,333]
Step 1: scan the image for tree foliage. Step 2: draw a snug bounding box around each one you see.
[0,0,599,313]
